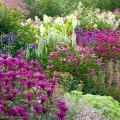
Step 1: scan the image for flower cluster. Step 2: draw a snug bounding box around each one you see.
[93,29,120,60]
[3,0,28,13]
[56,100,68,120]
[24,3,119,59]
[0,54,67,120]
[0,32,15,53]
[76,29,120,60]
[76,29,96,45]
[47,44,80,69]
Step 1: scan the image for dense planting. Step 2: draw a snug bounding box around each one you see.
[0,1,120,120]
[76,29,120,60]
[0,52,68,120]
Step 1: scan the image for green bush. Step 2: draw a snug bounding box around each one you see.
[23,0,80,19]
[24,0,120,19]
[41,44,101,91]
[0,4,24,34]
[65,91,120,120]
[80,0,120,11]
[0,5,39,56]
[9,23,39,56]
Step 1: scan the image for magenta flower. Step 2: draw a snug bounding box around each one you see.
[76,28,120,60]
[41,95,47,104]
[17,50,24,59]
[12,88,19,98]
[46,87,54,97]
[25,92,32,102]
[36,66,43,72]
[36,81,47,89]
[38,74,46,80]
[30,60,39,67]
[0,100,4,112]
[33,103,42,114]
[0,54,67,119]
[57,101,68,112]
[56,100,68,120]
[56,45,69,51]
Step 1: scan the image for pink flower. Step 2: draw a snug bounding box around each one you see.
[56,100,68,120]
[25,92,32,102]
[56,45,69,51]
[49,52,59,58]
[33,103,42,114]
[41,95,47,104]
[59,58,67,62]
[0,100,4,112]
[46,64,54,69]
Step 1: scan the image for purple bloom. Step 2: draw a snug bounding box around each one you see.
[33,103,42,114]
[56,100,68,120]
[0,54,64,119]
[30,60,39,67]
[36,66,43,72]
[24,80,35,88]
[12,88,18,98]
[57,101,68,112]
[25,92,32,102]
[38,74,46,80]
[17,50,24,59]
[46,87,54,97]
[36,81,47,89]
[57,111,67,120]
[32,43,37,49]
[41,95,47,104]
[0,100,4,112]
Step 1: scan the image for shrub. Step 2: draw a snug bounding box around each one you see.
[45,44,100,92]
[52,71,74,92]
[65,91,120,120]
[24,0,80,19]
[80,0,120,11]
[76,29,120,61]
[0,4,24,34]
[90,60,120,102]
[0,7,39,56]
[0,52,68,120]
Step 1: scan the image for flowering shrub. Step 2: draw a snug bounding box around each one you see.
[0,3,24,34]
[0,52,68,120]
[3,0,28,14]
[93,29,120,60]
[52,71,74,92]
[0,32,15,54]
[76,29,120,60]
[0,4,39,56]
[75,3,120,30]
[45,44,100,92]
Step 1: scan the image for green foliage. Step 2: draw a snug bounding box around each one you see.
[80,0,120,11]
[23,0,120,20]
[88,63,120,102]
[43,45,101,92]
[65,91,120,120]
[0,4,24,34]
[0,5,39,56]
[23,0,80,19]
[97,21,111,29]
